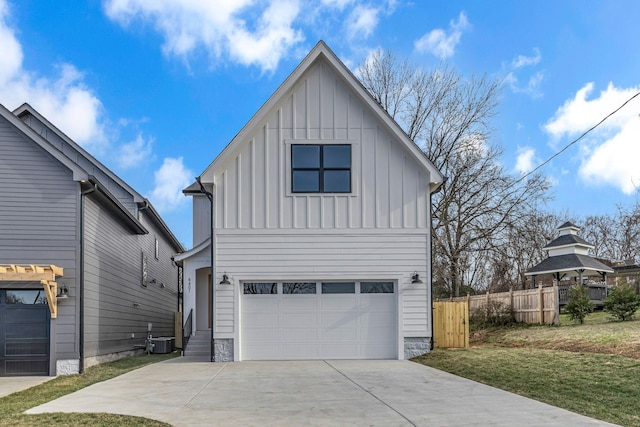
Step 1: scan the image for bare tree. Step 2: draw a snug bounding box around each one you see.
[359,49,550,296]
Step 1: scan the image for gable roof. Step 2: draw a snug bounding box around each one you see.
[195,40,444,188]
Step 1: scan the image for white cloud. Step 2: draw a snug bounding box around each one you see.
[414,12,469,59]
[514,146,536,175]
[149,157,193,212]
[511,48,541,69]
[505,48,543,98]
[0,0,106,149]
[321,0,353,10]
[118,133,154,169]
[104,0,304,73]
[346,5,379,40]
[544,82,640,195]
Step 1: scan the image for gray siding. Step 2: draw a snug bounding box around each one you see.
[192,195,211,246]
[0,114,80,365]
[19,113,139,213]
[83,197,178,358]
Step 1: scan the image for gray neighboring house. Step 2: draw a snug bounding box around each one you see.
[0,102,183,377]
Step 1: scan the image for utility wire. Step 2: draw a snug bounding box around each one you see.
[516,91,640,184]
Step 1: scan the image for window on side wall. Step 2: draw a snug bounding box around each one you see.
[291,144,351,193]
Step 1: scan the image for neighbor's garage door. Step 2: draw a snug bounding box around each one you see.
[0,290,50,376]
[241,281,396,360]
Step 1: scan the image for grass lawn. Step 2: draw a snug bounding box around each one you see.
[0,352,179,427]
[414,313,640,427]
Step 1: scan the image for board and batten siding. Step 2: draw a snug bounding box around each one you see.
[82,196,178,359]
[0,114,80,369]
[208,57,432,340]
[213,59,431,231]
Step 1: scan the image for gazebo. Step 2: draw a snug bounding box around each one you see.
[525,222,613,288]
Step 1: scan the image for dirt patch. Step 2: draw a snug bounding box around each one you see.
[521,340,640,360]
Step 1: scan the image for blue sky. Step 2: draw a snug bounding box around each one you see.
[1,0,639,248]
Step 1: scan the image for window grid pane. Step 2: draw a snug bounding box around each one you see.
[360,282,394,294]
[243,283,278,294]
[321,282,355,294]
[283,283,317,294]
[291,144,351,193]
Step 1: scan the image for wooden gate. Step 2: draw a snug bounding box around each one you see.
[433,301,469,349]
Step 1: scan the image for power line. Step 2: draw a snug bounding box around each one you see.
[516,91,640,184]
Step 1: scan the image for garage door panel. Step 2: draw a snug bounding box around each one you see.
[320,311,357,328]
[6,324,49,339]
[281,327,318,341]
[281,312,317,326]
[243,344,279,359]
[360,295,395,310]
[282,296,316,310]
[242,328,280,341]
[360,344,395,358]
[243,296,278,310]
[359,325,395,340]
[320,343,359,359]
[320,296,356,310]
[359,311,396,325]
[282,344,318,358]
[243,313,279,328]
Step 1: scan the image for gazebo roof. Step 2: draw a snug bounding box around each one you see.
[544,233,593,250]
[525,253,614,277]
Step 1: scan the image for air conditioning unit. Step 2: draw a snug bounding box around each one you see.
[150,337,174,354]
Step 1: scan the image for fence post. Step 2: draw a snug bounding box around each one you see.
[486,291,490,307]
[538,284,544,325]
[553,283,560,325]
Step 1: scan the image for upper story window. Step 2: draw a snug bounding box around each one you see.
[291,144,351,193]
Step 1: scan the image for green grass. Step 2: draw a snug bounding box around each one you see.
[0,352,179,427]
[414,314,640,427]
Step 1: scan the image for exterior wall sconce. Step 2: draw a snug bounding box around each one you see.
[411,273,423,284]
[57,285,69,299]
[219,274,231,285]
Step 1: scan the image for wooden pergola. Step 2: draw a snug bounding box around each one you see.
[0,264,64,318]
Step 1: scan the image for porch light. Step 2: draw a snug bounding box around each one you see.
[57,285,69,299]
[411,273,423,284]
[219,274,231,285]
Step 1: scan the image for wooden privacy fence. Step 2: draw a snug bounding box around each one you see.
[433,301,469,348]
[439,285,560,325]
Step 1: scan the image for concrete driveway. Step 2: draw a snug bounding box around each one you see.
[27,357,616,426]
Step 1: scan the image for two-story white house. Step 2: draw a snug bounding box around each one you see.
[175,41,444,362]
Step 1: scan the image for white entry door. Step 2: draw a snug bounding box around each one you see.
[241,281,396,360]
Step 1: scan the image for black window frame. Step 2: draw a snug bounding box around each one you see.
[291,144,351,193]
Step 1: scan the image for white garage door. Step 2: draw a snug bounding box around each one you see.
[241,281,396,360]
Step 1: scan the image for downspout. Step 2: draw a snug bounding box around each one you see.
[79,180,97,373]
[196,176,215,362]
[430,177,447,351]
